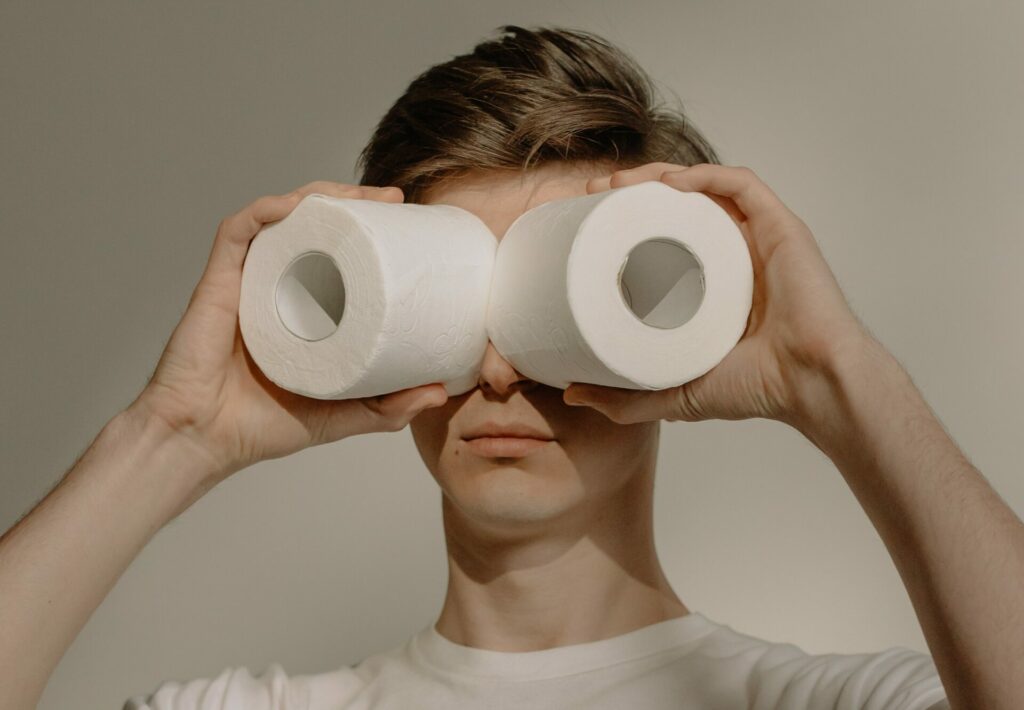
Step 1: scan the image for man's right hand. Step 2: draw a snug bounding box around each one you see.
[130,181,450,481]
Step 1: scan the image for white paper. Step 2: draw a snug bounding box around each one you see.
[239,182,753,400]
[486,181,753,390]
[239,194,497,399]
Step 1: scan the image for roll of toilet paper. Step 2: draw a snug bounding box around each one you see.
[486,180,753,390]
[239,193,497,399]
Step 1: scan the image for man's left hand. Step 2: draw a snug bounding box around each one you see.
[563,162,872,426]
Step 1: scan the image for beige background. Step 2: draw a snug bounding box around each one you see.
[1,1,1022,708]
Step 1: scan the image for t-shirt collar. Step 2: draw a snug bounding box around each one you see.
[410,611,717,681]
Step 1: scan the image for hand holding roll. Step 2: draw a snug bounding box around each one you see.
[563,162,871,427]
[131,182,450,482]
[238,180,756,403]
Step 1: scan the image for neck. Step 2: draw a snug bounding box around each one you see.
[434,465,688,651]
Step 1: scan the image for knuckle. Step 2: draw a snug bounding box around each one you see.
[309,180,340,191]
[295,181,364,198]
[380,414,405,432]
[736,165,758,181]
[216,212,239,236]
[306,405,331,443]
[362,396,386,417]
[361,397,405,431]
[672,388,687,420]
[674,386,699,421]
[294,181,324,194]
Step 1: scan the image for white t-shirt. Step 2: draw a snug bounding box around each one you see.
[124,611,950,710]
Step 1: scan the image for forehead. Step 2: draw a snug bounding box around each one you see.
[418,162,617,239]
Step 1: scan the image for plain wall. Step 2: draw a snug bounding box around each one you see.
[1,1,1022,708]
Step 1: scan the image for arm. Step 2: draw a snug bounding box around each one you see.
[563,162,1022,709]
[790,332,1024,710]
[0,181,446,710]
[0,404,217,710]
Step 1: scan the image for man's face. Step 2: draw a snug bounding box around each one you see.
[409,162,659,535]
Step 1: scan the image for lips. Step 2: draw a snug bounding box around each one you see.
[461,421,555,441]
[460,420,556,458]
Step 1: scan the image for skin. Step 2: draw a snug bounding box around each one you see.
[411,162,688,650]
[411,160,1024,709]
[0,182,450,709]
[1,162,1020,709]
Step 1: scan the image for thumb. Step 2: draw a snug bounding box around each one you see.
[305,383,450,443]
[362,383,450,433]
[563,384,693,424]
[396,383,450,418]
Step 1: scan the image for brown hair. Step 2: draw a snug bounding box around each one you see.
[356,25,720,203]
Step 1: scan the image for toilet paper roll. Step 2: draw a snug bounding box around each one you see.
[239,193,497,399]
[486,180,753,390]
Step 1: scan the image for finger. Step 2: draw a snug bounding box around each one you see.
[284,181,400,209]
[205,184,360,274]
[214,192,303,255]
[361,185,405,202]
[585,174,614,194]
[294,182,404,204]
[290,180,367,201]
[563,383,690,424]
[302,383,449,444]
[199,184,400,302]
[586,162,691,195]
[658,164,795,229]
[608,162,690,189]
[358,383,449,433]
[673,184,747,227]
[191,192,306,310]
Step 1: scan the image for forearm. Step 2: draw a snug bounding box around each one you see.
[0,404,221,710]
[790,335,1024,710]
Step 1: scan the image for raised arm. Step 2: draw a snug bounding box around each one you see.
[563,162,1023,709]
[0,401,220,710]
[789,331,1024,710]
[0,181,448,710]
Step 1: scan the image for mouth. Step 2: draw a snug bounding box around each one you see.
[461,436,553,458]
[461,422,556,458]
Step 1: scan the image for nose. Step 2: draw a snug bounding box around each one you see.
[476,340,534,396]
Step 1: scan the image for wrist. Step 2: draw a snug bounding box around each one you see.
[784,330,907,460]
[104,400,229,517]
[125,389,238,476]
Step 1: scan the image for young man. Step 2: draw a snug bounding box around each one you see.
[2,24,1019,710]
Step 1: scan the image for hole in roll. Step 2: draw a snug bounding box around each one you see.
[275,251,345,341]
[618,238,705,329]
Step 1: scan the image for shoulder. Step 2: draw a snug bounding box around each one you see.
[694,621,949,710]
[122,631,421,710]
[122,662,365,710]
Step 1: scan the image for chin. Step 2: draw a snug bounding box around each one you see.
[437,446,587,529]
